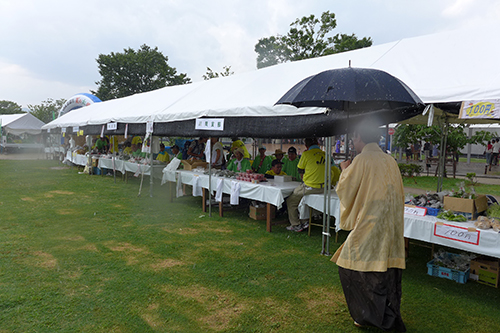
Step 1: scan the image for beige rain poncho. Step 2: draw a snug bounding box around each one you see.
[331,143,406,272]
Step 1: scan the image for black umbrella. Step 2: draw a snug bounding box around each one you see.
[276,67,425,255]
[276,67,425,133]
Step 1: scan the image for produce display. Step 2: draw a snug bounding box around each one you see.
[432,249,475,271]
[406,193,443,209]
[236,171,267,183]
[474,216,500,231]
[437,210,467,222]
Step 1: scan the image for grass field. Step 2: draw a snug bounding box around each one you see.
[1,160,500,332]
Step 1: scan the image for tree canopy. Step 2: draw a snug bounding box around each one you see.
[0,100,24,115]
[254,11,372,69]
[27,98,66,124]
[92,44,191,101]
[202,66,234,80]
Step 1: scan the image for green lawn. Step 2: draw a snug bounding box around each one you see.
[1,160,500,332]
[403,176,500,197]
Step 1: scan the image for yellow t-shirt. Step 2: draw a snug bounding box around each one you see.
[123,147,133,155]
[265,169,286,176]
[156,151,170,163]
[298,146,340,188]
[132,136,142,145]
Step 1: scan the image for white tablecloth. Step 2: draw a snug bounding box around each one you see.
[298,193,500,259]
[298,192,342,230]
[162,170,299,209]
[98,158,165,179]
[64,151,89,166]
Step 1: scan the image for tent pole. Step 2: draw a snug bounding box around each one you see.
[208,158,212,218]
[113,135,116,184]
[149,150,153,197]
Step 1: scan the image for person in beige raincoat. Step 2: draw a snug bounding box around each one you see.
[331,121,406,332]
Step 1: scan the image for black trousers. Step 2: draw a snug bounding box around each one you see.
[338,266,406,332]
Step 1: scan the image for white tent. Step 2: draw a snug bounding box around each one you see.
[42,22,500,136]
[1,113,45,136]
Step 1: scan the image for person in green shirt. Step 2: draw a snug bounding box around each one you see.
[132,142,147,158]
[282,146,300,180]
[171,145,183,160]
[265,160,287,178]
[227,148,251,172]
[94,136,108,153]
[252,145,272,174]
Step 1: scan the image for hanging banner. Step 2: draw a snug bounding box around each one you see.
[142,120,153,154]
[124,124,128,139]
[195,118,224,131]
[73,126,79,133]
[459,100,500,120]
[107,122,117,131]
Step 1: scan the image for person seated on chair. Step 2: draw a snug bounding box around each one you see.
[227,147,251,172]
[230,137,251,159]
[282,146,300,180]
[252,145,272,174]
[122,141,133,155]
[265,160,287,178]
[132,142,147,158]
[171,145,183,160]
[156,143,170,163]
[272,149,285,162]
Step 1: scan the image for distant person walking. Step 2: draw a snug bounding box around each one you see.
[490,139,500,171]
[485,140,493,174]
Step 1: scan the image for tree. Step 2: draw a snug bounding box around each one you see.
[393,124,496,156]
[254,11,372,69]
[28,98,66,124]
[92,44,191,101]
[0,100,24,114]
[202,66,234,80]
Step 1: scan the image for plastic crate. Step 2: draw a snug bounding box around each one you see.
[427,255,470,284]
[426,207,441,216]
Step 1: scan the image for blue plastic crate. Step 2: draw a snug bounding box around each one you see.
[425,207,441,216]
[427,254,470,284]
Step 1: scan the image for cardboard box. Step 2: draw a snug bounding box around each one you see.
[443,195,488,220]
[470,256,500,288]
[181,159,208,171]
[249,205,276,220]
[274,175,293,182]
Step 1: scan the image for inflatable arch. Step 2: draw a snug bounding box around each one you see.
[58,93,102,118]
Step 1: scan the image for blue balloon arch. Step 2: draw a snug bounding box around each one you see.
[59,93,101,118]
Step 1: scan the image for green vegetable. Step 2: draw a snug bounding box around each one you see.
[486,203,500,219]
[437,210,467,222]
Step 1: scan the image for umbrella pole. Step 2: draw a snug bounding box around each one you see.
[321,136,332,256]
[326,136,332,255]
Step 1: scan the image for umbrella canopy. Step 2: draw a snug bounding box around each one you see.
[276,67,425,133]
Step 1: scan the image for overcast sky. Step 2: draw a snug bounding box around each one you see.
[1,0,499,108]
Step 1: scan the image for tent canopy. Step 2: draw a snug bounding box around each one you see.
[1,113,45,136]
[42,22,500,137]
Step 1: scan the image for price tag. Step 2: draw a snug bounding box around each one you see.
[404,205,427,216]
[107,122,117,131]
[434,222,480,245]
